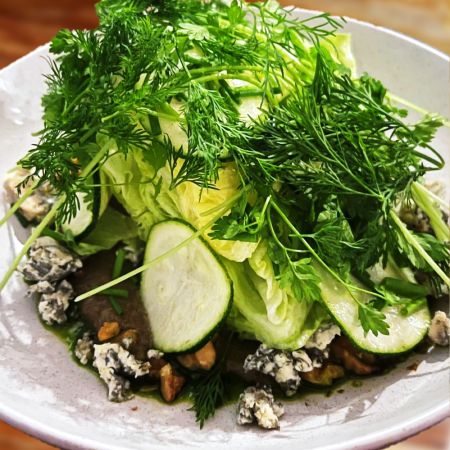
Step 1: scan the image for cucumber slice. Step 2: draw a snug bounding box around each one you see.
[61,191,97,239]
[61,172,110,239]
[141,220,232,353]
[99,170,111,216]
[316,265,430,354]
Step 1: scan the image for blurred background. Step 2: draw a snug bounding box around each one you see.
[0,0,449,449]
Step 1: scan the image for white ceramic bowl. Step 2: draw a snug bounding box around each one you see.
[0,9,449,450]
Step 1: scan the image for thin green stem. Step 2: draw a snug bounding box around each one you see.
[390,209,450,287]
[0,197,63,291]
[0,184,36,227]
[193,73,262,88]
[411,182,450,243]
[112,248,126,279]
[0,143,110,292]
[412,182,450,212]
[200,189,245,217]
[75,199,236,302]
[387,92,450,128]
[186,65,265,77]
[62,82,89,117]
[103,288,128,298]
[270,201,382,299]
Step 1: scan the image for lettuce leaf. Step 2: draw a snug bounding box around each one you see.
[175,163,258,262]
[101,148,162,240]
[109,145,258,262]
[74,207,139,255]
[224,256,328,350]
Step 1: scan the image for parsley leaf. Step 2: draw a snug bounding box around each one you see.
[358,303,390,336]
[278,257,322,302]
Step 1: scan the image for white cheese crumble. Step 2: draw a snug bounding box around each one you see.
[428,311,450,346]
[3,167,55,222]
[93,343,151,402]
[304,323,341,367]
[38,280,74,325]
[74,332,94,365]
[305,323,341,351]
[237,386,284,429]
[147,349,164,360]
[244,323,341,396]
[244,345,306,396]
[21,236,82,283]
[123,242,144,265]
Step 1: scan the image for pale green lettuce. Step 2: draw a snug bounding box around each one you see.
[101,149,159,240]
[74,207,139,255]
[101,140,257,261]
[224,255,328,350]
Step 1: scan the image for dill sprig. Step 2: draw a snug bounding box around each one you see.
[188,362,226,429]
[15,0,344,225]
[1,0,448,343]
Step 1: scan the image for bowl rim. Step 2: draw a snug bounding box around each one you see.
[0,8,449,450]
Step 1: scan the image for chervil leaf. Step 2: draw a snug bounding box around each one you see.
[278,258,322,302]
[179,23,211,41]
[209,194,269,242]
[358,304,389,336]
[393,226,450,271]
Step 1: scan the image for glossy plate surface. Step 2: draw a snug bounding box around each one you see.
[0,9,449,450]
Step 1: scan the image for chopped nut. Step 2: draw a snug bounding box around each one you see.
[147,350,168,379]
[112,329,139,349]
[98,322,121,342]
[301,363,345,386]
[331,337,379,375]
[177,341,216,371]
[160,363,185,402]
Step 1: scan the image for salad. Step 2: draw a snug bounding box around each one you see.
[1,0,449,431]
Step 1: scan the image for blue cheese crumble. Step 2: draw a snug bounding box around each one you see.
[23,237,82,325]
[243,323,341,396]
[3,168,54,222]
[428,311,450,346]
[93,343,151,402]
[74,332,94,365]
[38,280,74,325]
[237,386,284,429]
[21,236,82,283]
[305,323,341,366]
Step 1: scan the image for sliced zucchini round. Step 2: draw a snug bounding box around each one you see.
[98,170,111,216]
[61,172,110,240]
[316,265,430,354]
[141,220,233,353]
[61,190,99,239]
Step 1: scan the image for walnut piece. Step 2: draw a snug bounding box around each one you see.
[98,321,121,342]
[330,337,379,375]
[160,363,185,402]
[177,341,216,371]
[301,363,345,386]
